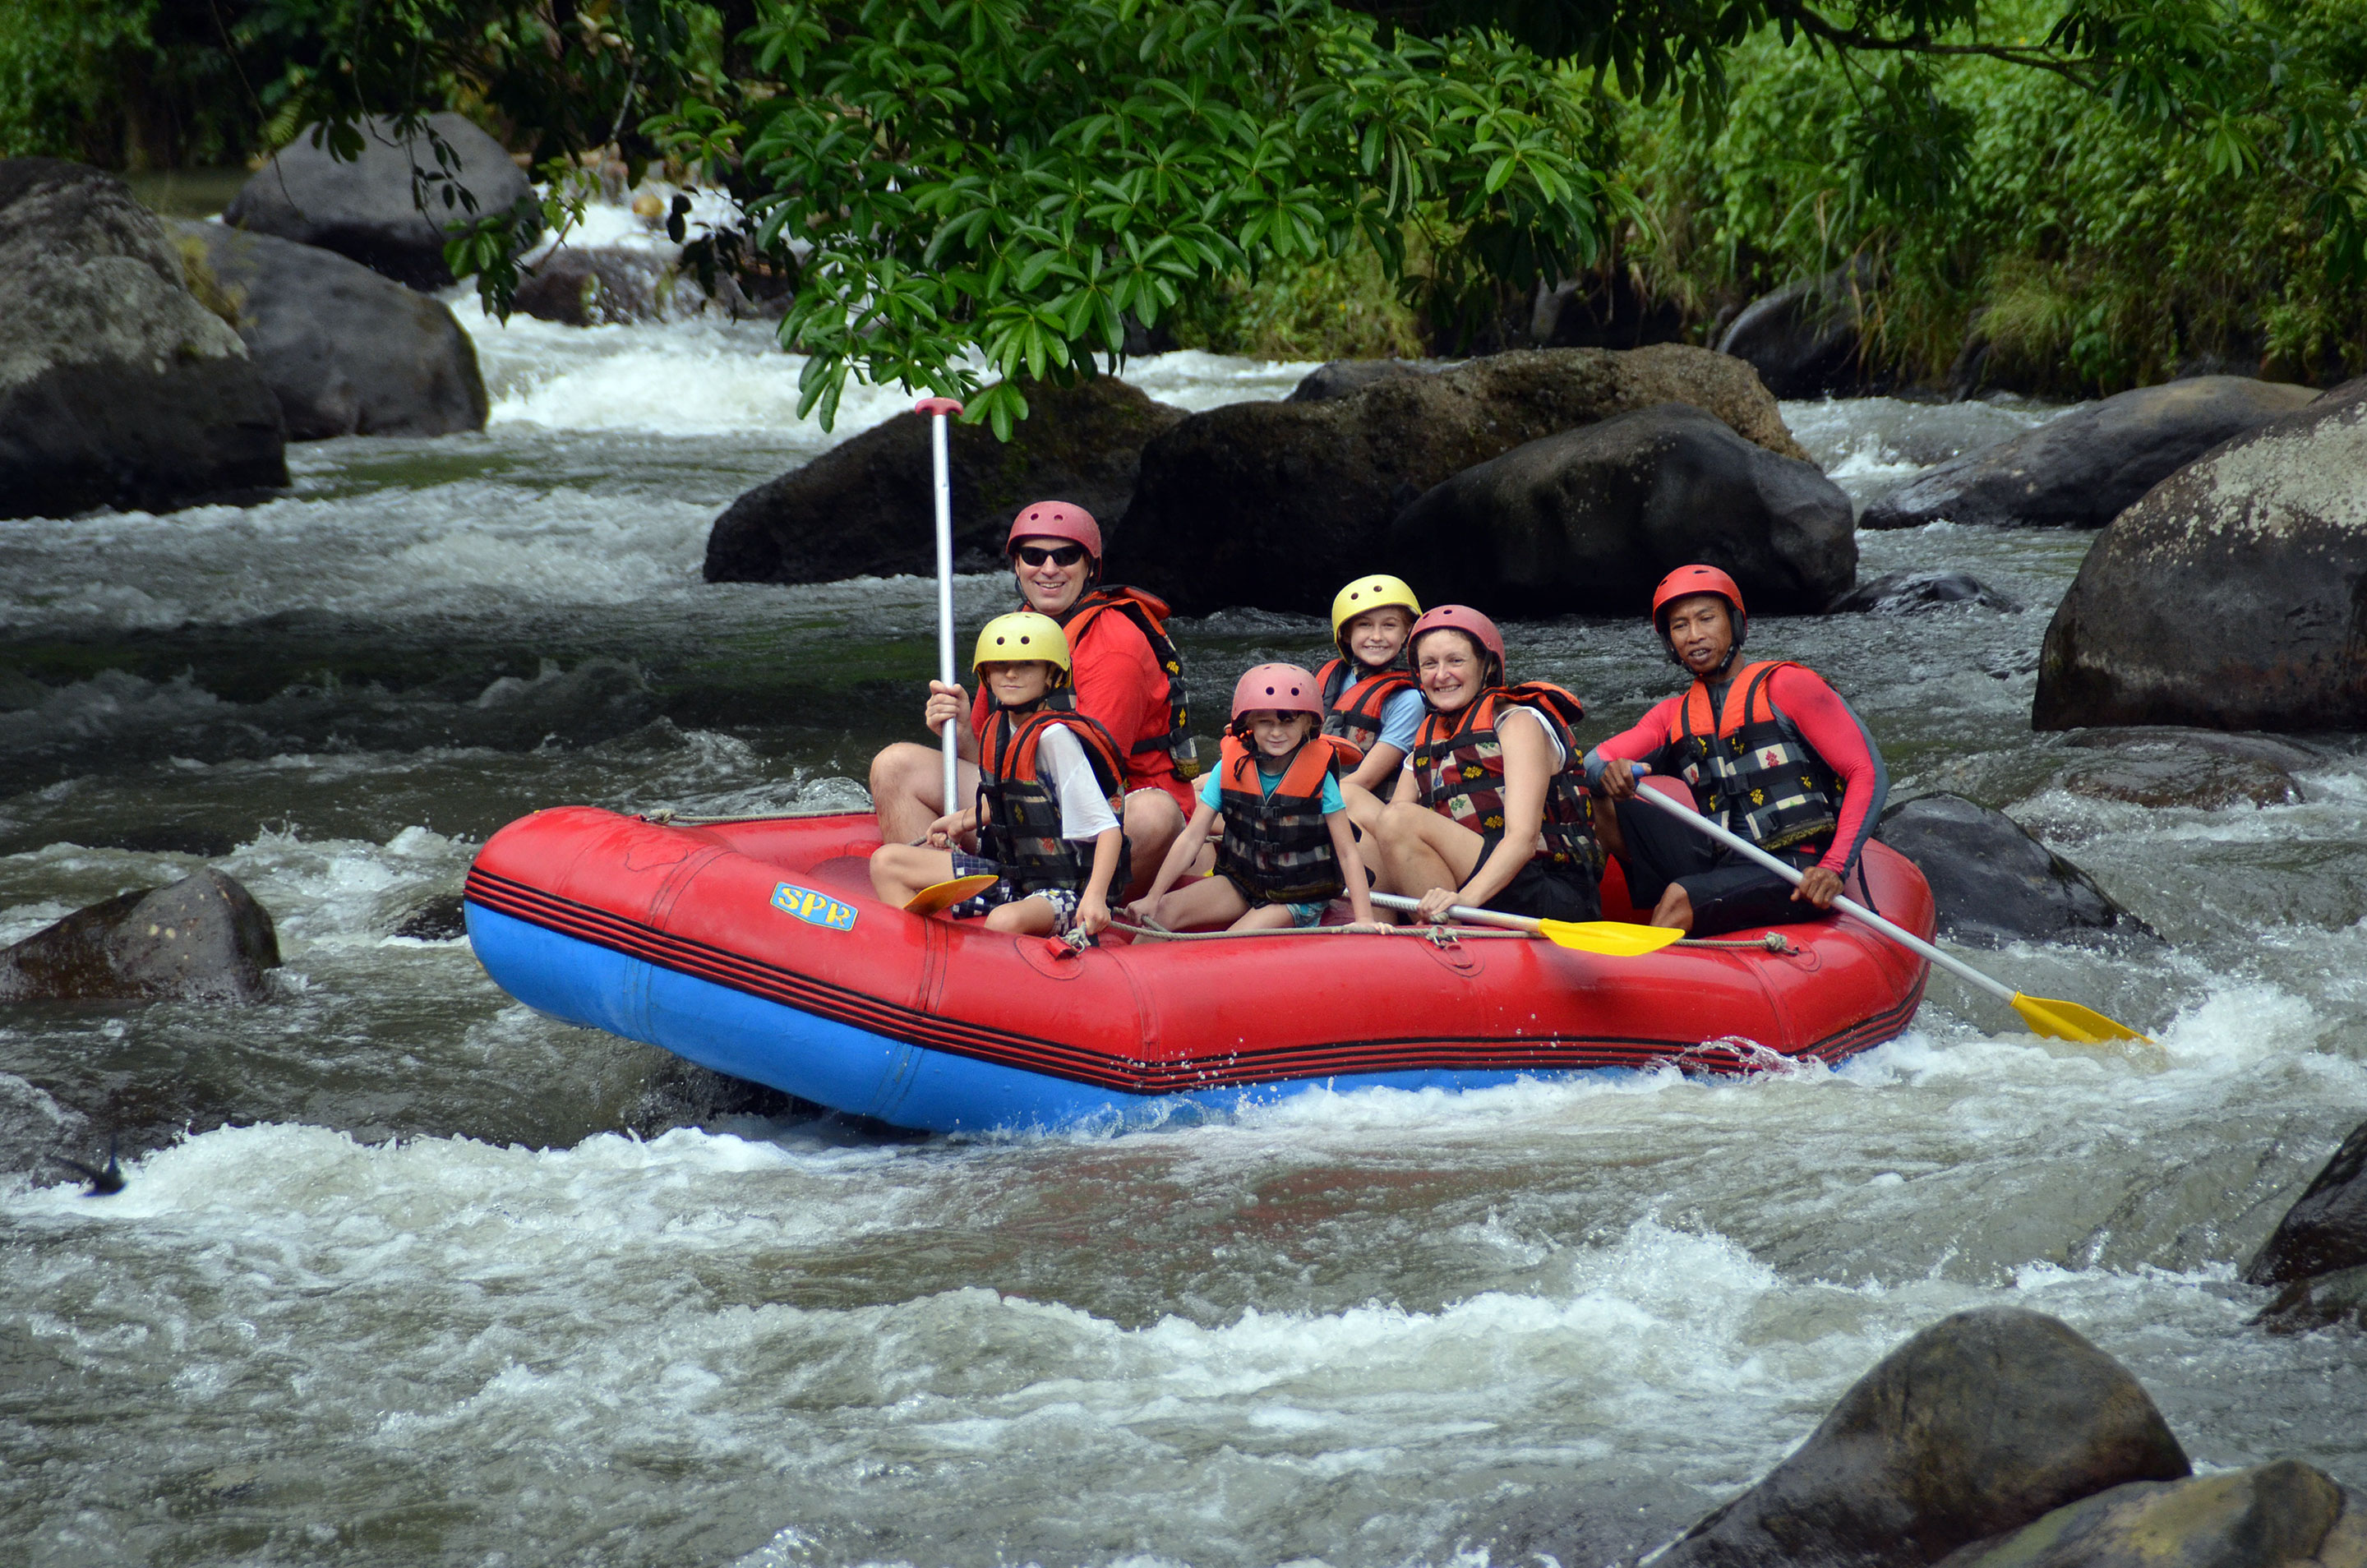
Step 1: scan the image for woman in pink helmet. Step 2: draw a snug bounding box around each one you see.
[1368,606,1604,925]
[1125,664,1380,932]
[867,500,1193,890]
[1585,564,1889,934]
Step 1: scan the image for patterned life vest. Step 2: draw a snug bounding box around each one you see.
[1064,585,1201,781]
[975,699,1133,897]
[1661,660,1844,851]
[1213,731,1363,904]
[1410,683,1603,877]
[1316,657,1418,754]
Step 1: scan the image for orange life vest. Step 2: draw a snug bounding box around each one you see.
[1316,657,1418,755]
[1063,585,1199,781]
[976,701,1133,896]
[1213,732,1362,904]
[1661,660,1843,851]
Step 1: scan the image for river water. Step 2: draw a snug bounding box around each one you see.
[2,305,2362,1567]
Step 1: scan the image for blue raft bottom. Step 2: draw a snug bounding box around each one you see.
[468,904,1645,1136]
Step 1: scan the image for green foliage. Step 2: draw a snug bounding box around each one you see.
[644,0,1618,433]
[1167,232,1429,359]
[0,0,260,166]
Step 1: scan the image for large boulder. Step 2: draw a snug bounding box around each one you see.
[1385,403,1856,616]
[174,220,487,440]
[1111,344,1808,615]
[2034,379,2367,731]
[1938,1462,2355,1568]
[0,159,285,519]
[1862,377,2317,531]
[1876,795,2152,949]
[0,867,280,1003]
[1286,358,1437,402]
[1654,1307,2190,1568]
[1827,570,2021,614]
[224,113,536,291]
[704,376,1186,584]
[1716,263,1877,400]
[2245,1118,2367,1289]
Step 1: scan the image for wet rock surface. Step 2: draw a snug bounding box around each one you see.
[1936,1460,2355,1568]
[1386,403,1856,616]
[224,113,536,290]
[390,892,468,941]
[174,219,487,439]
[0,867,280,1003]
[2053,731,2311,810]
[2245,1118,2367,1289]
[1285,358,1437,401]
[1864,377,2317,531]
[1876,794,2152,949]
[704,377,1185,584]
[1113,344,1805,615]
[1655,1307,2192,1568]
[1717,263,1877,399]
[1,158,286,518]
[2035,378,2367,731]
[1827,570,2022,614]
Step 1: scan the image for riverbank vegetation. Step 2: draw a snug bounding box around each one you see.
[4,0,2361,403]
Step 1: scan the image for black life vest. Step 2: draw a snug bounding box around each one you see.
[1063,585,1200,781]
[1660,660,1844,851]
[1213,731,1362,904]
[1317,657,1418,755]
[975,699,1133,897]
[1410,683,1603,878]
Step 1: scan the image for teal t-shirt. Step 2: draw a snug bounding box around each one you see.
[1198,755,1346,816]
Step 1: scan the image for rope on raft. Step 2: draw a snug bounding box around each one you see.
[639,806,867,825]
[1110,919,1793,952]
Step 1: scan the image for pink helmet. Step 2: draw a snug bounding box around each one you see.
[1005,500,1102,560]
[1230,662,1325,723]
[1408,604,1505,680]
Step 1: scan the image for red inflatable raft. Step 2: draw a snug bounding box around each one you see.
[464,806,1935,1133]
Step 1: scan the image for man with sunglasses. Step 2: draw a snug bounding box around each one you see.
[869,500,1193,891]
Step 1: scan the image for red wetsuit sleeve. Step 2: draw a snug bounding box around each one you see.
[1763,664,1889,875]
[1580,697,1686,788]
[1068,608,1192,810]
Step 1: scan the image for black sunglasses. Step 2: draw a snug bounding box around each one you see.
[1013,544,1087,568]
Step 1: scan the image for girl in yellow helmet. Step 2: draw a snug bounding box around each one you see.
[1317,574,1426,829]
[868,613,1129,938]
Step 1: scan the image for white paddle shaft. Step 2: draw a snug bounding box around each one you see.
[1370,890,1544,934]
[1626,780,2015,1005]
[928,409,958,810]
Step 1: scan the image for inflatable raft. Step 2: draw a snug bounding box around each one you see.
[465,806,1935,1132]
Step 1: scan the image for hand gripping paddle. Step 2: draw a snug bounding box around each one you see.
[1625,782,2152,1047]
[903,874,999,916]
[1370,892,1683,956]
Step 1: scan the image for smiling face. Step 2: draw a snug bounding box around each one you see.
[1010,537,1091,617]
[981,660,1056,708]
[1345,606,1414,671]
[1662,593,1737,678]
[1244,709,1317,758]
[1414,629,1487,713]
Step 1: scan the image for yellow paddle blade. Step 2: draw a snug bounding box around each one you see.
[903,874,999,916]
[1535,919,1687,957]
[2010,991,2153,1046]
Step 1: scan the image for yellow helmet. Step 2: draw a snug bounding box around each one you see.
[1329,574,1423,657]
[971,611,1072,679]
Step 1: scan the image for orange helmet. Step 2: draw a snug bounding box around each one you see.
[1004,500,1102,561]
[1408,604,1505,685]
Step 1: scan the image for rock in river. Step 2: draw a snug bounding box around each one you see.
[174,220,487,439]
[1285,358,1437,401]
[1,159,285,519]
[1827,570,2021,614]
[1863,376,2316,531]
[704,376,1185,584]
[1940,1460,2358,1568]
[1655,1307,2191,1568]
[2034,378,2367,731]
[1716,262,1878,400]
[0,867,280,1003]
[2053,728,2313,810]
[1111,344,1806,616]
[1386,403,1856,616]
[224,113,537,291]
[1875,794,2152,949]
[2245,1118,2367,1292]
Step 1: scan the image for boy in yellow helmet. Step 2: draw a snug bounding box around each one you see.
[868,613,1130,938]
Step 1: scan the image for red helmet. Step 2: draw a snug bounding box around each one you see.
[1407,605,1505,681]
[1005,500,1102,561]
[1650,564,1746,634]
[1230,662,1326,724]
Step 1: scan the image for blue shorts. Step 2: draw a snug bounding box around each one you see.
[948,850,1083,935]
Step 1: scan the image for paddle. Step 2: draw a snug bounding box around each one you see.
[1370,891,1684,957]
[1624,781,2152,1045]
[916,396,965,812]
[904,873,1000,916]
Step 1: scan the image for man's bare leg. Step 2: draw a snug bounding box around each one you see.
[1120,788,1186,900]
[869,743,980,845]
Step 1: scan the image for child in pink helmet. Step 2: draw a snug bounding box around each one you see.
[1125,664,1382,932]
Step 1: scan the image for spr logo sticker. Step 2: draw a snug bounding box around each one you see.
[772,883,858,931]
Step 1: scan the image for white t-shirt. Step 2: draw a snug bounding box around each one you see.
[1495,703,1569,768]
[1036,724,1121,842]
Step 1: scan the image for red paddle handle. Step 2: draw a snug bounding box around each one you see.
[915,397,964,417]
